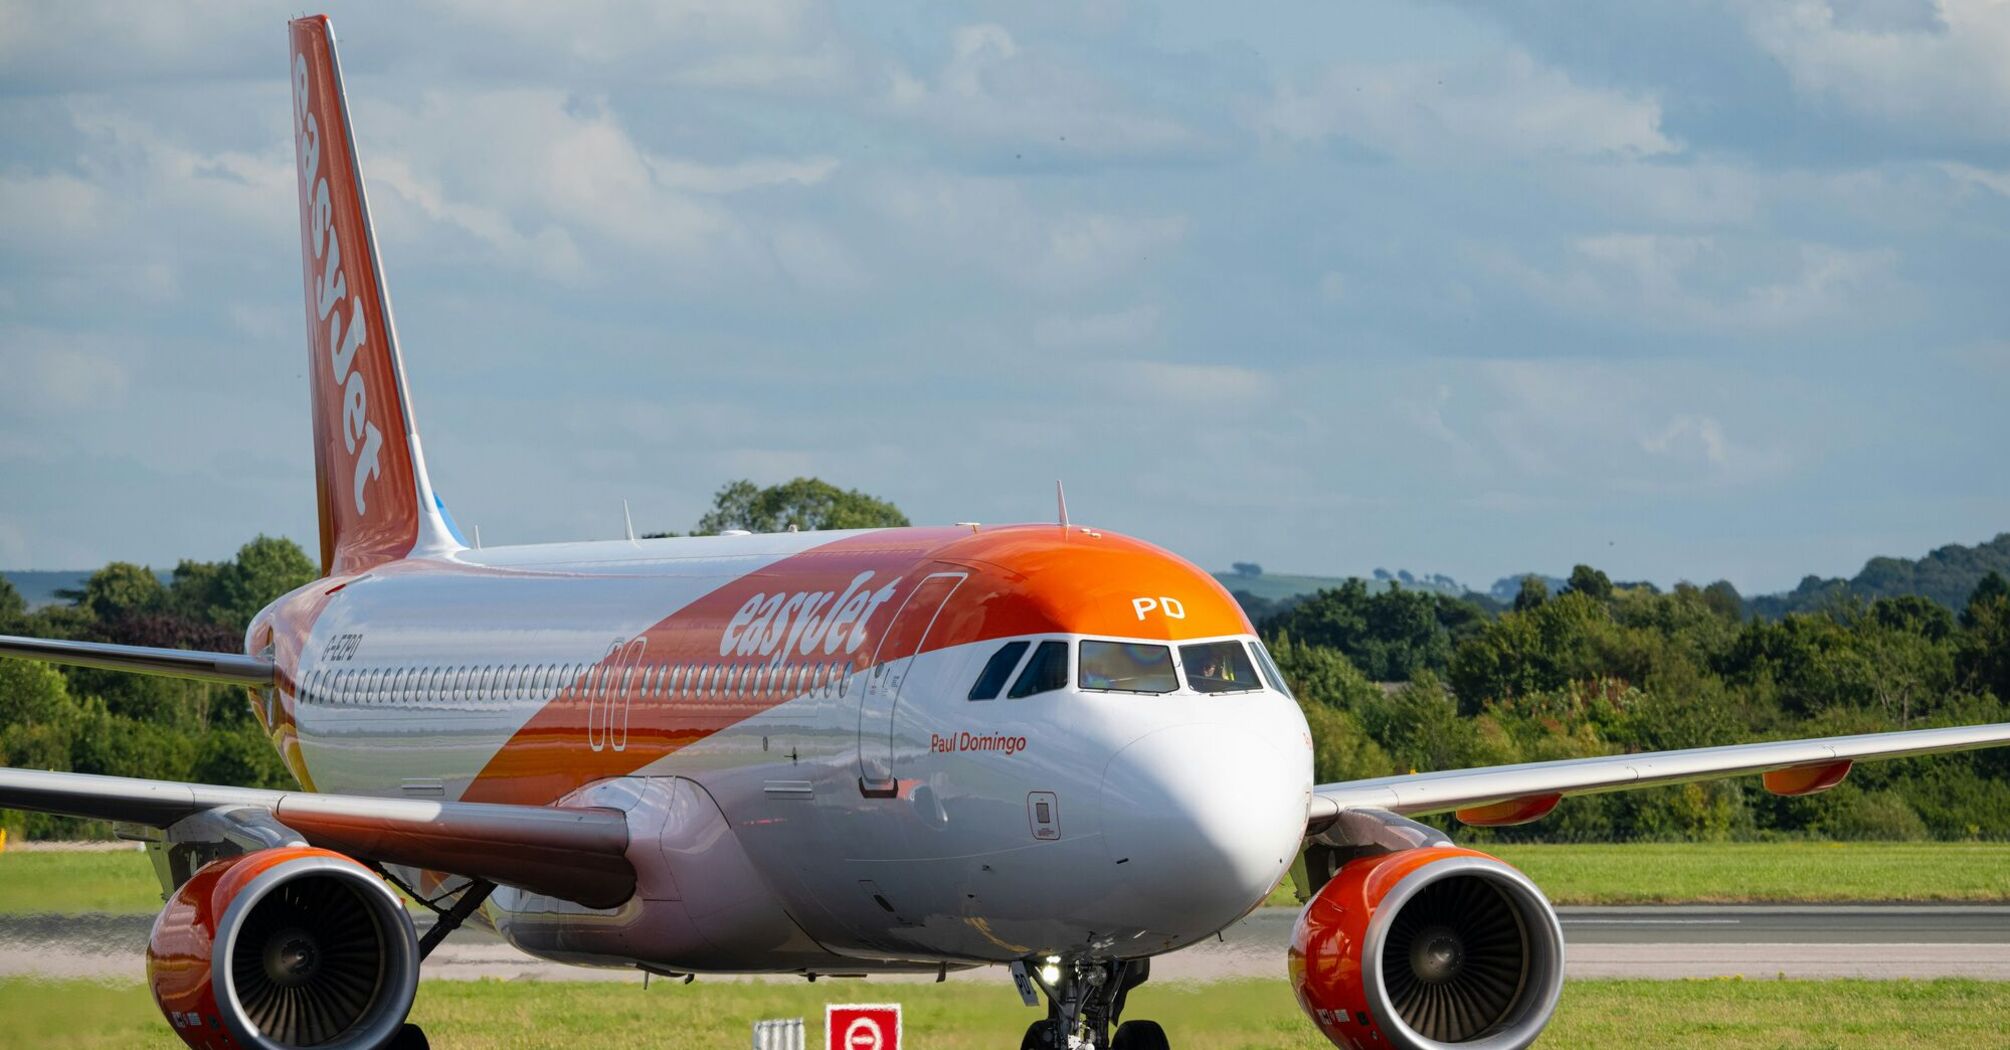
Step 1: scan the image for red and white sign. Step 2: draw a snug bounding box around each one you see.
[826,1004,901,1050]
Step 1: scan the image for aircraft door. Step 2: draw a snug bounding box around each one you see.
[856,572,965,795]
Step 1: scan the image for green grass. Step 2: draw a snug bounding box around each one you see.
[1266,840,2010,907]
[0,850,162,914]
[8,841,2010,916]
[3,977,2005,1048]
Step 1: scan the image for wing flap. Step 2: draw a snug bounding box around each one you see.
[1314,721,2010,823]
[0,767,634,908]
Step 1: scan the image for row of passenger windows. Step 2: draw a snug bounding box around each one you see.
[297,657,857,709]
[967,638,1290,701]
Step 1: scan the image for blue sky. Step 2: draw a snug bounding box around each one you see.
[1,1,2005,592]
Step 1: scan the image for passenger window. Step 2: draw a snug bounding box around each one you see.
[1007,641,1070,699]
[969,641,1030,700]
[1180,640,1261,694]
[1079,641,1178,694]
[1247,641,1293,700]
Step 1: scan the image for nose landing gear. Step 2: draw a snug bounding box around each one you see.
[1018,957,1166,1049]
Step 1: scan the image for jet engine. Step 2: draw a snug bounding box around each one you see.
[1289,847,1563,1050]
[147,846,420,1050]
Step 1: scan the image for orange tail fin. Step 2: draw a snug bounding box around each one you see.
[288,16,459,576]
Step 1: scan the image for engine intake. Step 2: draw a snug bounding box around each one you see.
[1289,847,1563,1050]
[148,846,419,1050]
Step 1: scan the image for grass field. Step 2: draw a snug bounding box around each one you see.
[0,849,161,914]
[3,976,2004,1048]
[1261,840,2010,907]
[7,841,2010,915]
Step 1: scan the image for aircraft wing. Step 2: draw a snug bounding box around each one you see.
[1309,721,2010,830]
[0,766,635,908]
[0,634,274,685]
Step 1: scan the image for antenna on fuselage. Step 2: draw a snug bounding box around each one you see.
[472,525,482,550]
[1056,480,1070,530]
[622,499,638,544]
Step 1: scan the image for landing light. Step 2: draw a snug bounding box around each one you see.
[1040,958,1062,986]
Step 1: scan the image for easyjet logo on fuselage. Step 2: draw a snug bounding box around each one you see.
[293,51,384,518]
[720,570,903,661]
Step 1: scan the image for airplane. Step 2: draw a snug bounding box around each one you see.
[4,14,2009,1050]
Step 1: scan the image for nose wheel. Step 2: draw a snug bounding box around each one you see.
[1018,957,1163,1049]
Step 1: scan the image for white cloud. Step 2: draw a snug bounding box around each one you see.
[1747,0,2010,144]
[0,342,131,418]
[354,89,851,290]
[1461,359,1794,492]
[1939,162,2010,198]
[1264,50,1677,162]
[1475,233,1900,332]
[1642,414,1731,466]
[1114,361,1273,408]
[1034,305,1160,348]
[869,172,1186,292]
[882,22,1205,160]
[433,0,852,91]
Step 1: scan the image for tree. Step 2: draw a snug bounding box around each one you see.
[213,536,317,632]
[71,562,165,622]
[1266,634,1384,712]
[1262,579,1492,682]
[0,659,82,772]
[191,720,296,790]
[1513,575,1549,613]
[1563,564,1614,602]
[1965,571,2010,629]
[1957,583,2010,702]
[1702,580,1743,621]
[1231,562,1263,577]
[0,575,23,629]
[691,478,909,535]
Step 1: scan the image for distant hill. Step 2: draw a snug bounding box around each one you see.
[1746,532,2010,618]
[1215,531,2010,622]
[1212,568,1470,604]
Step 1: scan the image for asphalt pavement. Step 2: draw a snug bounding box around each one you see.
[3,906,2006,983]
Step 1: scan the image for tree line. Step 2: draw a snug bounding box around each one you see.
[1,536,316,838]
[4,480,2007,842]
[1262,565,2010,842]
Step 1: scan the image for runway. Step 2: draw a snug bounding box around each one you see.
[3,906,2006,983]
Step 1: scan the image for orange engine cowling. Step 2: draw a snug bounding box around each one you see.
[147,846,420,1050]
[1289,847,1564,1050]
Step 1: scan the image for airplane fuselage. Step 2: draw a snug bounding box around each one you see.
[247,524,1316,975]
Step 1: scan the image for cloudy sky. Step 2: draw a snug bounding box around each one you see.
[2,1,2006,592]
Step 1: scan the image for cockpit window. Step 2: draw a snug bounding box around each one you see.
[1007,640,1070,698]
[1247,640,1293,699]
[1079,640,1179,694]
[1180,640,1261,694]
[969,641,1030,700]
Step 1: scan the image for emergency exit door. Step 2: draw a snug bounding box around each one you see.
[857,572,965,795]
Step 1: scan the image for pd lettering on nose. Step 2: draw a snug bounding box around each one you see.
[1131,597,1187,620]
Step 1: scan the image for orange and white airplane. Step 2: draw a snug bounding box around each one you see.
[5,16,2010,1050]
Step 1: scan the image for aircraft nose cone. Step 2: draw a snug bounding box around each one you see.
[1101,722,1309,934]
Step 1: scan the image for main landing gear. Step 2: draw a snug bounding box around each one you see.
[1018,957,1168,1050]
